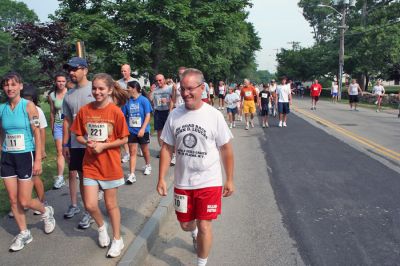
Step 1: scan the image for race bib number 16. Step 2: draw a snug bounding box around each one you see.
[87,123,108,142]
[174,194,188,213]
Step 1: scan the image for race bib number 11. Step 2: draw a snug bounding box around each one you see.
[5,134,25,151]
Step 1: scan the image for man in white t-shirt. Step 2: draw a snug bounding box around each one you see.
[275,76,292,127]
[157,68,234,266]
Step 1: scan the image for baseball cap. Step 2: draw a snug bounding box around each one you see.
[271,79,275,82]
[63,57,88,69]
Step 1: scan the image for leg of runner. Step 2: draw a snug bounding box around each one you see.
[53,138,65,189]
[4,178,28,231]
[104,187,124,257]
[141,143,152,175]
[196,220,213,265]
[127,143,138,184]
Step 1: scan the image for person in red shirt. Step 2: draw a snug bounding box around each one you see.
[310,79,322,110]
[71,73,130,258]
[240,79,257,130]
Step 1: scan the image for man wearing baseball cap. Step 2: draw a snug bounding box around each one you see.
[62,57,95,229]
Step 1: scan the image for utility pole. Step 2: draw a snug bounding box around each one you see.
[338,7,346,101]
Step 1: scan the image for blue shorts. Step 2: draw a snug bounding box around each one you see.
[331,92,338,97]
[226,107,237,114]
[278,102,290,114]
[154,110,170,131]
[53,123,63,140]
[83,177,124,189]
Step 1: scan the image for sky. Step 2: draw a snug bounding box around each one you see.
[19,0,315,72]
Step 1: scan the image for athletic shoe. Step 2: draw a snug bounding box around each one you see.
[229,123,232,129]
[170,153,176,166]
[262,123,265,128]
[126,173,136,184]
[98,190,104,201]
[53,175,65,189]
[278,121,283,127]
[265,123,269,128]
[245,123,249,130]
[121,153,130,163]
[78,212,94,229]
[239,116,243,121]
[250,121,254,128]
[311,107,314,110]
[107,238,125,258]
[34,201,48,215]
[376,109,379,112]
[143,164,152,175]
[233,122,236,128]
[98,222,110,248]
[283,122,287,127]
[9,230,32,252]
[137,148,143,157]
[64,205,81,219]
[42,206,56,234]
[8,210,14,218]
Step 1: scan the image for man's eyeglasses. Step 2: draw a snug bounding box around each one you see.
[180,83,203,93]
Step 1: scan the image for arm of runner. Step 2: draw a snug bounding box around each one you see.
[62,116,71,162]
[157,142,174,196]
[88,136,128,154]
[48,94,55,134]
[138,113,151,138]
[27,101,42,176]
[220,141,234,197]
[170,83,177,110]
[289,91,293,105]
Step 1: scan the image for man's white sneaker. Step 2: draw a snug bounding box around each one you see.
[245,124,249,130]
[250,121,254,128]
[9,230,32,252]
[42,206,56,234]
[283,122,287,127]
[53,175,65,189]
[143,165,152,175]
[170,153,176,166]
[121,153,130,163]
[98,222,110,248]
[126,173,136,184]
[265,122,269,128]
[262,123,265,128]
[278,121,283,127]
[233,122,236,128]
[107,238,125,258]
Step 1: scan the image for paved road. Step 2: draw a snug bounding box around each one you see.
[145,99,400,265]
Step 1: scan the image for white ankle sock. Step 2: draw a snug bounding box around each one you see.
[191,227,198,238]
[197,257,208,266]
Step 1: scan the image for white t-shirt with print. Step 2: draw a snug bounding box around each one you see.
[373,85,385,96]
[161,103,233,190]
[276,84,291,103]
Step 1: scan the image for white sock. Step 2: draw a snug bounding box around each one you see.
[197,257,208,266]
[191,227,198,238]
[98,223,106,231]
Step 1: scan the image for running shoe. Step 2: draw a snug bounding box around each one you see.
[78,212,94,229]
[126,173,136,184]
[42,206,56,234]
[143,164,152,175]
[170,153,176,166]
[250,121,254,128]
[278,121,283,127]
[98,190,104,201]
[64,205,81,219]
[229,123,232,129]
[262,123,265,128]
[121,153,130,163]
[53,175,65,189]
[245,124,249,130]
[8,210,14,218]
[98,222,110,248]
[9,230,32,252]
[265,123,269,128]
[137,148,143,157]
[107,238,125,258]
[283,122,287,127]
[233,122,236,128]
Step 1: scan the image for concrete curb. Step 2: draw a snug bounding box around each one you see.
[118,185,174,266]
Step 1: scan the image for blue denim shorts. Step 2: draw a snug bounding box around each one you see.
[53,123,63,140]
[83,177,124,189]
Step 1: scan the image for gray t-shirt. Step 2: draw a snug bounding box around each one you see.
[62,81,94,148]
[118,77,139,90]
[152,86,173,111]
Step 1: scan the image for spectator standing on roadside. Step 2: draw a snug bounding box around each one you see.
[157,68,234,266]
[276,76,292,127]
[234,85,243,121]
[347,79,363,111]
[48,73,68,189]
[310,79,322,110]
[331,81,338,103]
[372,79,385,112]
[172,67,186,109]
[62,57,95,229]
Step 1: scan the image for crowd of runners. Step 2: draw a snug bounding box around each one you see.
[1,55,399,265]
